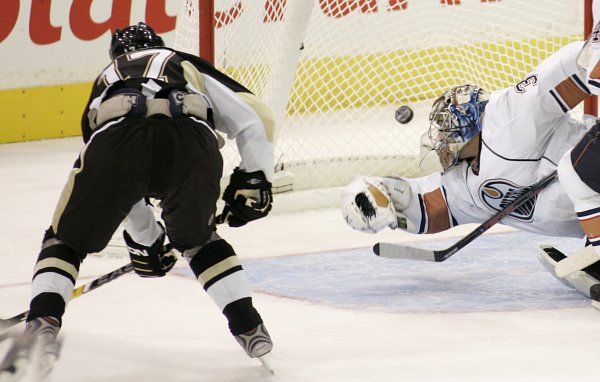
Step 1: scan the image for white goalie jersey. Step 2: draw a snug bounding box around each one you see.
[440,41,590,238]
[345,41,593,239]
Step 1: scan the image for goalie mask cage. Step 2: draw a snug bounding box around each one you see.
[174,0,593,192]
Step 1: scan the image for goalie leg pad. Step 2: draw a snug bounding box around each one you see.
[563,270,600,299]
[591,284,600,309]
[537,246,575,289]
[538,246,600,299]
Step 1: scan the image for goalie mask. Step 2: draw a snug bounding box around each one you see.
[110,22,165,59]
[424,84,488,171]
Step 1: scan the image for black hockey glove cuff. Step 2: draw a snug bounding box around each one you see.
[123,223,177,278]
[217,168,273,227]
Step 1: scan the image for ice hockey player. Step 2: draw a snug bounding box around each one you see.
[0,22,275,380]
[341,38,600,307]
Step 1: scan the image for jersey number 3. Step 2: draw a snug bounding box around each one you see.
[514,74,538,93]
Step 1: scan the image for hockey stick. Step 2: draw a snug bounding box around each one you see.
[373,170,558,262]
[0,264,134,330]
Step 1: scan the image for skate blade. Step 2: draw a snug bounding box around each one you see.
[31,338,63,381]
[592,300,600,311]
[258,353,274,375]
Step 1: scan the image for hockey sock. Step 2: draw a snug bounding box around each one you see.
[28,228,84,324]
[184,238,263,335]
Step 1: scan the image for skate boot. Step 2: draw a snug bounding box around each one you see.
[234,323,274,373]
[0,317,61,382]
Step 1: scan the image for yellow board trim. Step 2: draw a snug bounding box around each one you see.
[0,82,91,144]
[0,35,581,144]
[223,35,581,115]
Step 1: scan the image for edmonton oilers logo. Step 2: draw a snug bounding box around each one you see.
[480,179,537,222]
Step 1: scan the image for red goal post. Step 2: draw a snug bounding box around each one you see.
[585,0,598,116]
[175,0,595,193]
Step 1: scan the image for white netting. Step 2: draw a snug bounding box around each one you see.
[175,0,585,191]
[174,0,200,55]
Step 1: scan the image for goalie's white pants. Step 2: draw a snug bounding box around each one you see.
[557,150,600,256]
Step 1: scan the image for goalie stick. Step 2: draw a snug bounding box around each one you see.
[373,170,558,262]
[0,264,134,330]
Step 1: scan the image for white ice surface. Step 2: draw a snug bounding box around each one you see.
[1,137,600,382]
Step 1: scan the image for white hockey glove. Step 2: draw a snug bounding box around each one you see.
[341,176,411,234]
[123,223,177,278]
[217,168,273,227]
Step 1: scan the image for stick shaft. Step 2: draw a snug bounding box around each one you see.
[1,264,134,329]
[376,171,558,261]
[434,171,557,260]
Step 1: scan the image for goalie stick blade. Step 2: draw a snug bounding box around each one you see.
[373,243,438,262]
[555,245,600,278]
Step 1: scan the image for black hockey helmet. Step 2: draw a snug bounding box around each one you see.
[109,22,164,59]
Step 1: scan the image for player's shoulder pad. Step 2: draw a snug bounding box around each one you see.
[174,49,254,95]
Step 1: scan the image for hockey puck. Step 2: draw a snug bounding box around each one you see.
[395,105,414,124]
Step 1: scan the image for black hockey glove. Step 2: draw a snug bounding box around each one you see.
[123,223,177,278]
[217,168,273,227]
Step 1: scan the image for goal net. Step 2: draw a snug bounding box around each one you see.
[174,0,588,192]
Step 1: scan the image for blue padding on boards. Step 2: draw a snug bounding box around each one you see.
[174,231,589,312]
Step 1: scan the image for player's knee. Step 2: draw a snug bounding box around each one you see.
[183,233,242,289]
[37,227,86,275]
[341,176,398,233]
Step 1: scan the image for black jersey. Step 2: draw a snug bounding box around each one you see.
[81,47,276,182]
[81,48,252,142]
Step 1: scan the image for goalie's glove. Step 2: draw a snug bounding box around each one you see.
[123,223,177,277]
[217,167,273,227]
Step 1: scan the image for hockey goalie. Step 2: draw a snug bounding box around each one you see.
[342,35,600,307]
